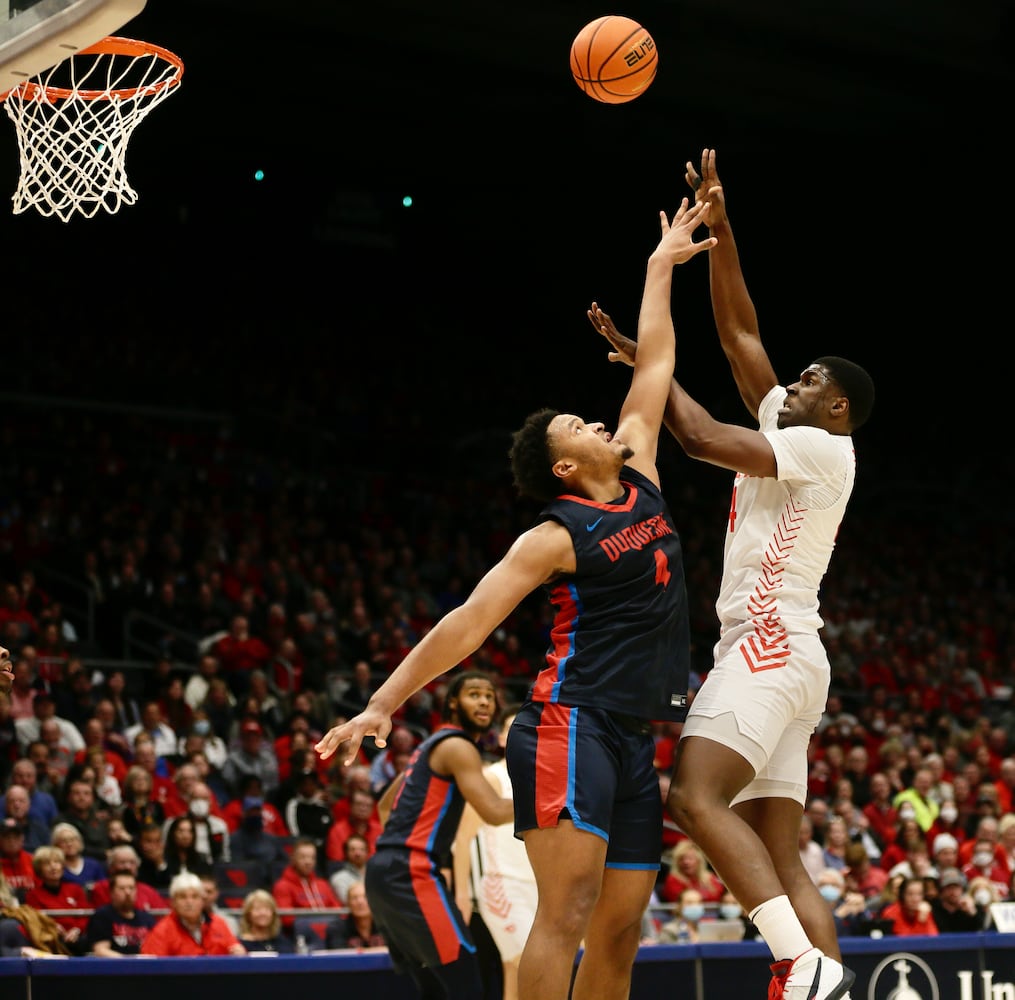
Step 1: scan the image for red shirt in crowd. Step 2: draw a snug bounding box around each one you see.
[1,850,36,896]
[90,877,167,911]
[272,864,340,930]
[25,881,91,935]
[141,912,241,956]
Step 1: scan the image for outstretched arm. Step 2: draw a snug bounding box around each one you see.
[608,198,715,487]
[685,148,778,418]
[315,520,574,765]
[590,309,777,478]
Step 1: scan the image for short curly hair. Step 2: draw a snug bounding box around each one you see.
[509,408,561,503]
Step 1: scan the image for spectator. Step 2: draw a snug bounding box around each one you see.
[271,837,340,932]
[222,774,288,837]
[879,817,925,873]
[136,822,172,893]
[55,776,110,860]
[893,767,940,834]
[325,880,386,950]
[15,691,84,756]
[213,615,271,698]
[799,813,827,884]
[658,840,725,908]
[842,842,888,902]
[97,669,142,735]
[120,765,167,845]
[285,768,334,852]
[814,867,866,937]
[238,889,294,954]
[129,736,178,810]
[166,781,230,866]
[158,674,193,738]
[184,654,223,713]
[141,871,245,956]
[228,794,289,868]
[879,876,939,936]
[0,816,35,899]
[930,868,983,932]
[163,815,213,880]
[861,771,900,853]
[328,833,370,906]
[958,816,1009,872]
[124,700,177,760]
[325,786,380,863]
[0,783,48,852]
[178,709,229,772]
[657,888,705,944]
[821,816,851,871]
[200,871,240,936]
[368,726,416,798]
[6,658,39,721]
[51,822,105,890]
[221,719,280,799]
[1,757,57,827]
[85,870,158,956]
[89,843,165,912]
[25,845,89,951]
[961,836,1010,900]
[931,832,961,874]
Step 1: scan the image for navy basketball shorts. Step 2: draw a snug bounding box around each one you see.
[505,701,662,870]
[365,846,476,970]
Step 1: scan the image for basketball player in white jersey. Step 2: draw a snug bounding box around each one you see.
[590,149,874,1000]
[454,705,536,1000]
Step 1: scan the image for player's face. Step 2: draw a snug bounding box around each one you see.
[549,413,632,473]
[777,365,837,430]
[451,680,498,736]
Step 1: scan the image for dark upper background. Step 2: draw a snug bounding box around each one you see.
[0,0,1010,503]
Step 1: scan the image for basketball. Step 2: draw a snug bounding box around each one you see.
[570,15,657,105]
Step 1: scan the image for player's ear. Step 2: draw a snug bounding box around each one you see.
[552,458,576,480]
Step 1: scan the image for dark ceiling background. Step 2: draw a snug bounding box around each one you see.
[0,0,1010,477]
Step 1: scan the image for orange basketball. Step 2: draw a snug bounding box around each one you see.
[570,15,658,105]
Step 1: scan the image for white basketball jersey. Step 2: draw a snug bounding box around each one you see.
[715,385,856,633]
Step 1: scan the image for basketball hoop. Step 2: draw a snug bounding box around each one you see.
[1,35,183,221]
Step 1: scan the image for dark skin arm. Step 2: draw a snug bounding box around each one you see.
[588,305,777,478]
[429,737,513,827]
[684,148,778,419]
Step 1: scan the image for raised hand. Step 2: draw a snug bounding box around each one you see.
[587,302,637,367]
[315,705,392,765]
[685,148,726,228]
[653,198,716,265]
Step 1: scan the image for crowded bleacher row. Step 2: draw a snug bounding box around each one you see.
[0,376,1013,957]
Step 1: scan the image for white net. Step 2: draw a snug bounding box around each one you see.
[2,36,183,221]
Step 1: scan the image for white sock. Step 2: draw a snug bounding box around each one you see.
[748,895,813,962]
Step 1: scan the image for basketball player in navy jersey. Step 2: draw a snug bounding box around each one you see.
[590,148,874,1000]
[366,670,513,1000]
[318,195,714,1000]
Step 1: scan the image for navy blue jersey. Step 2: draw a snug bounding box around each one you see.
[376,725,474,860]
[528,466,689,721]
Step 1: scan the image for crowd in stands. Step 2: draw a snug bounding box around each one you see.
[0,357,1013,957]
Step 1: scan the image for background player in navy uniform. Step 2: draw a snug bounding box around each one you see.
[366,670,513,1000]
[318,195,714,1000]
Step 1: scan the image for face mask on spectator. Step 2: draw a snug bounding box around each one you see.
[899,805,916,821]
[939,805,958,823]
[819,885,842,903]
[974,889,992,907]
[973,851,993,868]
[719,903,742,919]
[193,721,211,736]
[190,799,211,819]
[681,904,704,923]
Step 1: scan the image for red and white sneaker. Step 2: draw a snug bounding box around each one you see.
[768,959,792,1000]
[780,947,855,1000]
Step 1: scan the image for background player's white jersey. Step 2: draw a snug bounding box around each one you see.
[715,384,855,633]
